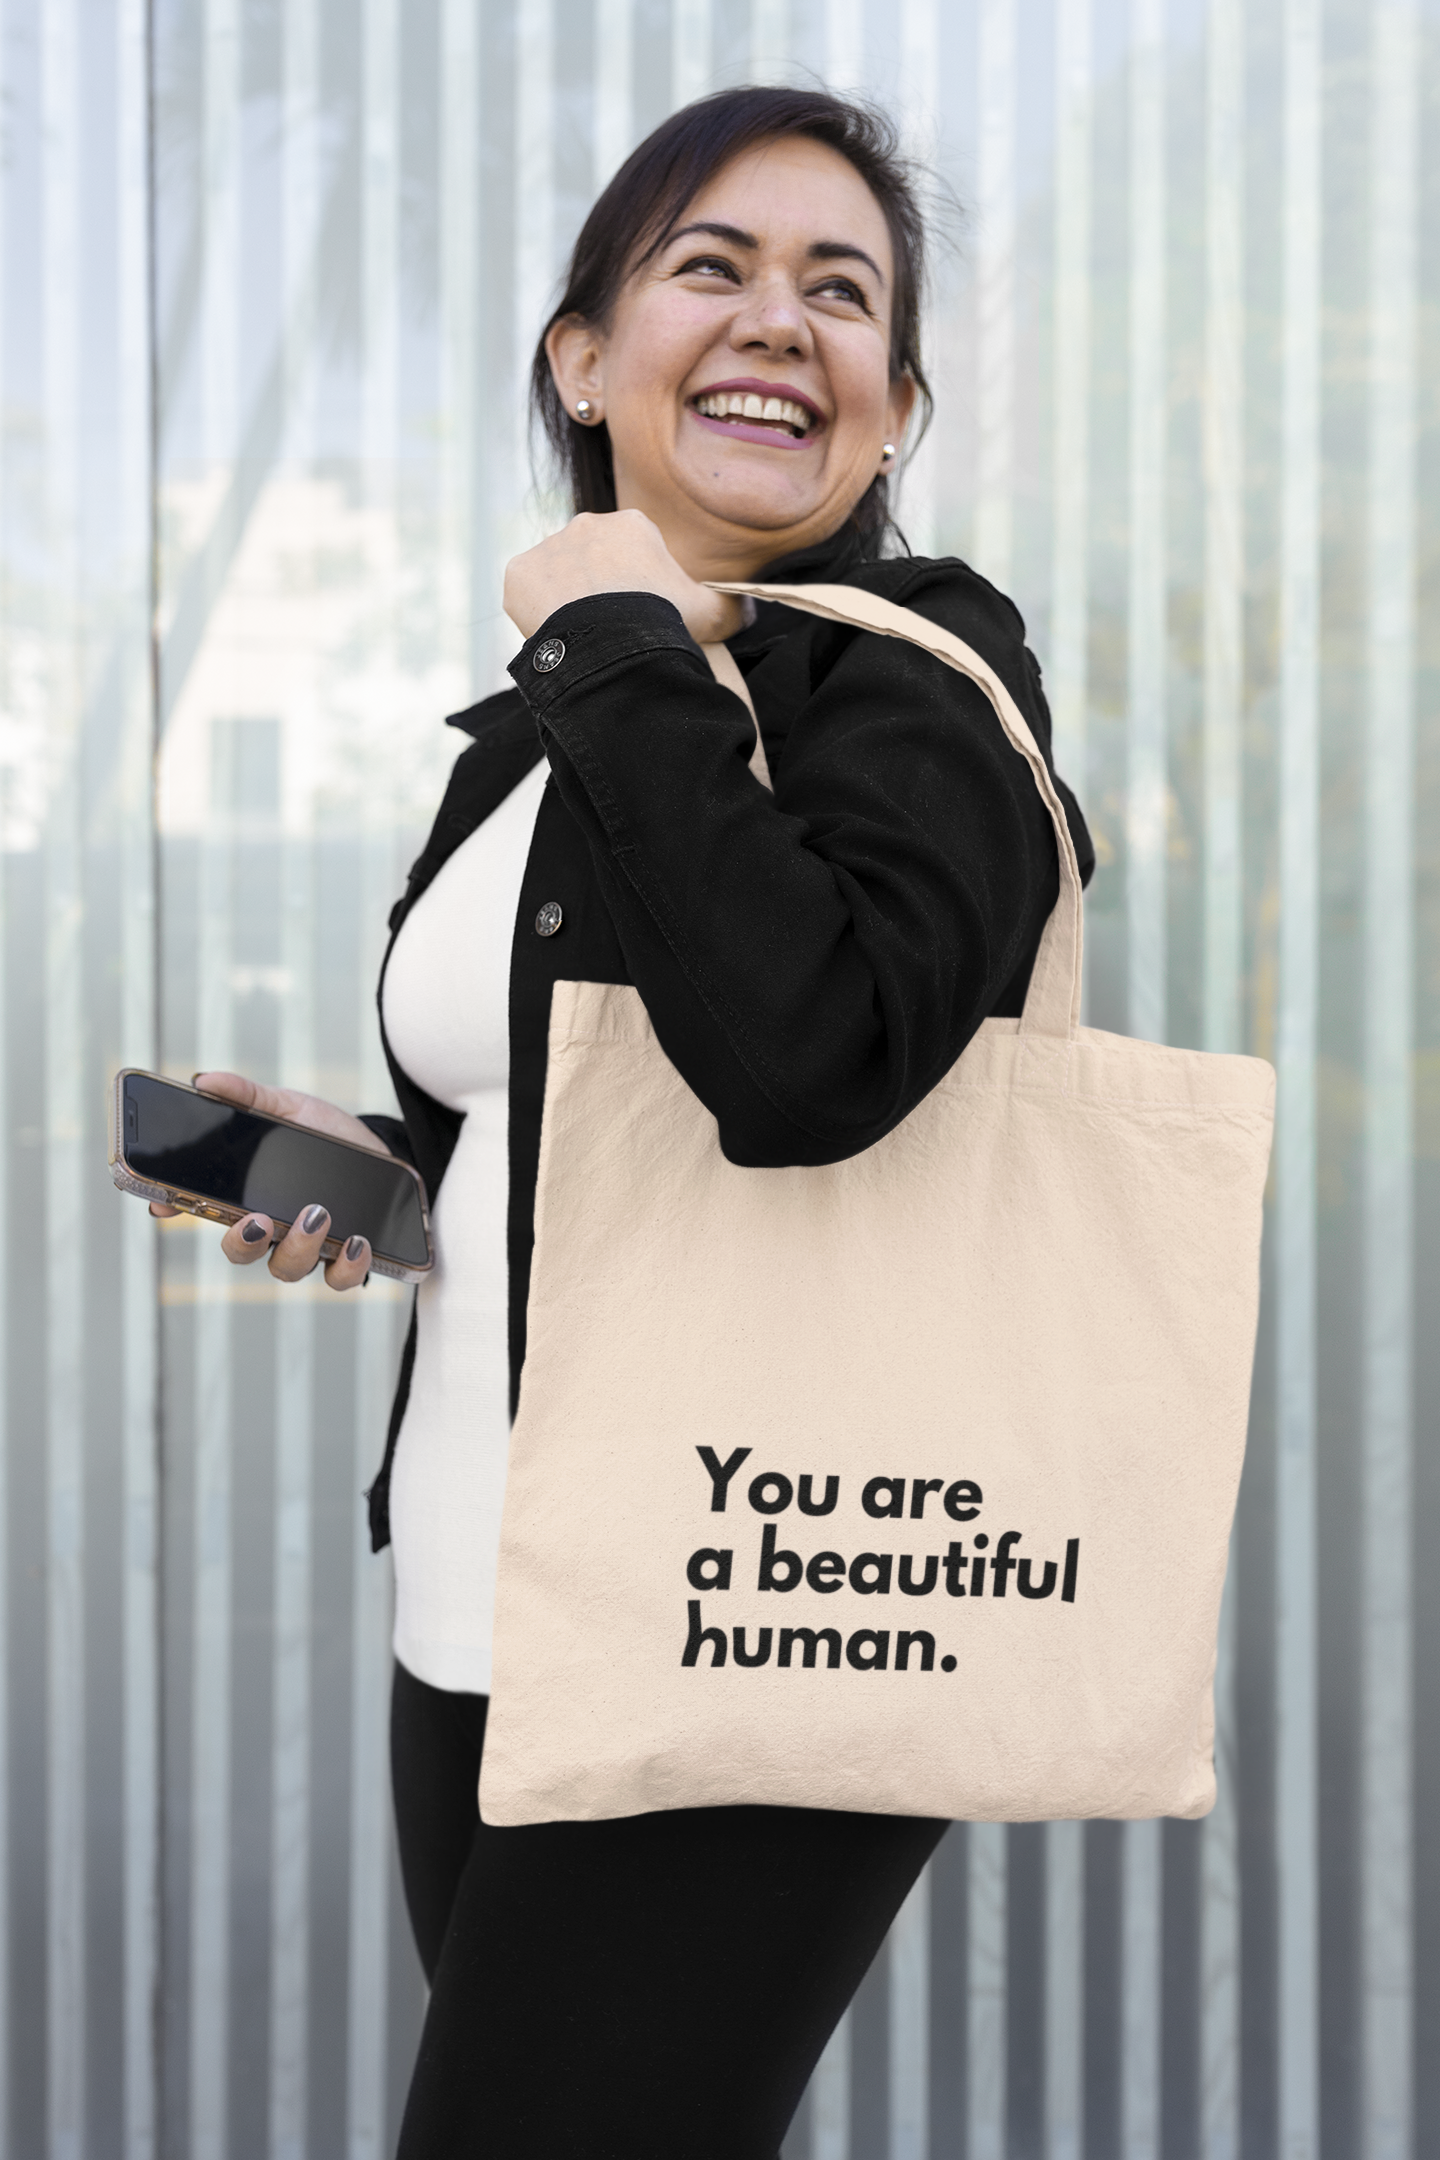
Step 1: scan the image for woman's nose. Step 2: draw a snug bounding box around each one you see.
[728,272,813,359]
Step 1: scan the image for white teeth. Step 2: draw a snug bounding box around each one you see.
[694,391,813,434]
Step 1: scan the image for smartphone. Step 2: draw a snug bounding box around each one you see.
[110,1069,433,1283]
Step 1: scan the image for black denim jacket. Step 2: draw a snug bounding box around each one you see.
[362,532,1094,1549]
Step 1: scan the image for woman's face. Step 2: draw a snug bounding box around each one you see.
[549,136,917,576]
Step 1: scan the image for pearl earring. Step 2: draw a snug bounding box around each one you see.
[882,442,897,461]
[576,399,594,421]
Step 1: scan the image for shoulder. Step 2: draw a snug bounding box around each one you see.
[848,555,1030,682]
[850,553,1028,644]
[831,554,1051,758]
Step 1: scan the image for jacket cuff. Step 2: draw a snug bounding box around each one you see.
[508,592,701,714]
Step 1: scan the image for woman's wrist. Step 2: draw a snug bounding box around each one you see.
[510,592,703,713]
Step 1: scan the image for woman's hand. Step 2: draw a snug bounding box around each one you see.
[503,509,747,645]
[148,1070,389,1292]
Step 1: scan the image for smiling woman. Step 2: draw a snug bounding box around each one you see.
[530,88,931,542]
[177,82,1093,2160]
[504,122,925,640]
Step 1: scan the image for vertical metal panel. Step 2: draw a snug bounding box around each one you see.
[888,1868,929,2160]
[345,839,402,2160]
[189,787,235,2160]
[1048,0,1092,789]
[824,0,863,92]
[673,0,710,107]
[972,0,1016,587]
[810,2010,850,2160]
[1276,3,1322,2156]
[269,852,315,2160]
[1046,1818,1083,2160]
[184,23,243,2152]
[267,23,320,2155]
[1199,16,1243,2160]
[118,0,162,2147]
[968,1821,1006,2160]
[1121,1818,1161,2160]
[1125,0,1165,1048]
[1202,0,1244,1063]
[515,0,555,506]
[442,0,481,691]
[1121,23,1167,2156]
[593,0,635,184]
[41,1,87,2151]
[750,0,788,84]
[895,0,938,561]
[1045,14,1092,2145]
[1361,9,1418,2160]
[0,13,10,2141]
[345,19,402,2152]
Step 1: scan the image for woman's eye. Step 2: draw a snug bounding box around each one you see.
[814,276,870,310]
[676,255,741,283]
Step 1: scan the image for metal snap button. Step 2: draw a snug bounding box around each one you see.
[532,637,565,673]
[534,901,564,938]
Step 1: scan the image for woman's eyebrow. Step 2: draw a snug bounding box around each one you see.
[663,220,886,286]
[807,240,886,287]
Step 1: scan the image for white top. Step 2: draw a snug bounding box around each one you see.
[380,755,548,1694]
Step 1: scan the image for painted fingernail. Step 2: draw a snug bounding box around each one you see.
[241,1218,268,1244]
[346,1236,366,1263]
[302,1204,329,1234]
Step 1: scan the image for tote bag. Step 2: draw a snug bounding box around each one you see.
[479,581,1274,1828]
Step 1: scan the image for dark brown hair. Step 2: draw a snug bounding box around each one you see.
[530,85,934,551]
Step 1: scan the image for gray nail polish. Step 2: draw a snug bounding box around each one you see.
[241,1218,268,1245]
[302,1204,329,1234]
[346,1235,366,1263]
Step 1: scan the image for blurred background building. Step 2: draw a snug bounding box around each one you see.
[0,0,1436,2153]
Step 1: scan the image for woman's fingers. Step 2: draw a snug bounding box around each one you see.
[267,1203,332,1283]
[149,1202,181,1219]
[194,1069,306,1123]
[324,1234,371,1293]
[679,584,749,646]
[220,1213,276,1265]
[204,1208,367,1290]
[192,1068,391,1155]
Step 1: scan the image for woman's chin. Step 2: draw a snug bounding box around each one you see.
[676,467,843,543]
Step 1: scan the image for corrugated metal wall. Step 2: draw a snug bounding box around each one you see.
[0,0,1436,2153]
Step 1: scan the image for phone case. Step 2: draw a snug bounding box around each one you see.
[109,1068,434,1285]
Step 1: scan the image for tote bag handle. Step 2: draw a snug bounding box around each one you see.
[706,580,1083,1044]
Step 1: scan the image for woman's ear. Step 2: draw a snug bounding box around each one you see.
[885,373,919,456]
[546,317,606,425]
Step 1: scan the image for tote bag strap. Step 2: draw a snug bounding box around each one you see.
[706,579,1082,1043]
[700,636,774,790]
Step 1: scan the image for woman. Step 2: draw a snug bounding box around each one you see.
[178,86,1092,2158]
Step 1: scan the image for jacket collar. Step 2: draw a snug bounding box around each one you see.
[725,522,885,657]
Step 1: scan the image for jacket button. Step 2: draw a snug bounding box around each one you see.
[534,901,563,938]
[532,637,565,673]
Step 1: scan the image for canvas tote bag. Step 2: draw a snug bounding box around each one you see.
[479,581,1274,1828]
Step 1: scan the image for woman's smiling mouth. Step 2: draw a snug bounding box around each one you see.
[687,379,822,449]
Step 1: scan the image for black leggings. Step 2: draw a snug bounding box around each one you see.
[391,1660,945,2159]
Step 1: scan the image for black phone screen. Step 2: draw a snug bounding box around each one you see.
[123,1074,430,1268]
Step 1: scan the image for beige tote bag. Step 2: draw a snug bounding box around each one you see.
[480,581,1274,1829]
